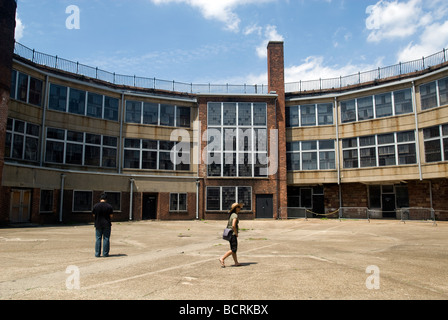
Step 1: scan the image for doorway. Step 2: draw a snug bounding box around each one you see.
[142,193,158,220]
[256,194,273,219]
[10,189,31,223]
[382,194,396,218]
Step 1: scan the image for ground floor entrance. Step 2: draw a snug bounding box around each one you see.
[142,193,158,220]
[9,189,31,223]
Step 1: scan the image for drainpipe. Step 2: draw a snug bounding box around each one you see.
[412,81,423,181]
[196,179,200,220]
[59,174,66,223]
[129,178,134,220]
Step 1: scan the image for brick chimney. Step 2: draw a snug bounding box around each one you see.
[267,41,288,218]
[0,0,17,225]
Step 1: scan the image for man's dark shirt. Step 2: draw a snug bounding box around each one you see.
[93,201,113,228]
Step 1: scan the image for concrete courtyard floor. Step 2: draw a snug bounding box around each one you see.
[0,218,447,300]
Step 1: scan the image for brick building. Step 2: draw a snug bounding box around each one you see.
[1,0,447,225]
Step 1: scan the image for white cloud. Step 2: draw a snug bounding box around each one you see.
[150,0,274,32]
[366,0,427,43]
[365,0,448,63]
[397,20,448,62]
[255,25,284,58]
[284,56,379,83]
[15,14,25,41]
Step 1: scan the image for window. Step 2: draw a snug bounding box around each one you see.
[143,102,159,125]
[160,104,175,126]
[5,118,40,162]
[341,99,356,123]
[125,100,190,127]
[341,89,413,123]
[68,88,86,115]
[357,96,374,121]
[87,92,103,118]
[170,193,187,212]
[420,81,438,110]
[420,77,448,110]
[49,84,68,111]
[40,190,54,213]
[439,77,448,106]
[206,186,252,211]
[342,131,416,168]
[394,88,413,115]
[287,140,335,171]
[375,93,393,118]
[286,103,334,127]
[73,191,92,212]
[286,106,299,127]
[45,127,117,167]
[123,138,189,171]
[105,192,121,211]
[318,103,334,125]
[301,104,316,126]
[126,100,142,123]
[10,71,43,107]
[423,124,448,163]
[207,102,268,177]
[104,96,119,121]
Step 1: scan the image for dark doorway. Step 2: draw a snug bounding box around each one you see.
[143,193,158,220]
[256,194,273,219]
[382,194,396,218]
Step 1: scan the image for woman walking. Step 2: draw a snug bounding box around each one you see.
[219,203,243,268]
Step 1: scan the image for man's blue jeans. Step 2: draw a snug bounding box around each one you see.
[95,228,111,257]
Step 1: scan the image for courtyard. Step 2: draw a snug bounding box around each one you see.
[0,219,447,301]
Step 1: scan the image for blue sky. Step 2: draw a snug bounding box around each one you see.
[14,0,448,86]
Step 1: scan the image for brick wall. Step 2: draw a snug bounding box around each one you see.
[0,0,17,225]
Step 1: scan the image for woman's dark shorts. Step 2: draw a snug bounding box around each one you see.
[229,235,238,253]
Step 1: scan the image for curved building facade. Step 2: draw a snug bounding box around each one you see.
[0,2,447,224]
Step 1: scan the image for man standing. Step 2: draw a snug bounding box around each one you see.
[93,193,113,257]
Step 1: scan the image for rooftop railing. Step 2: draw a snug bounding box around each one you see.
[14,42,447,95]
[13,42,268,95]
[285,48,448,93]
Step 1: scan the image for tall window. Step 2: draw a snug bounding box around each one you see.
[5,118,40,162]
[420,77,448,110]
[206,102,268,177]
[423,124,448,162]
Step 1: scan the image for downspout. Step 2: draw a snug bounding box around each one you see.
[334,96,342,219]
[40,75,49,167]
[129,178,134,221]
[196,179,199,220]
[118,93,125,174]
[412,81,423,181]
[59,174,66,223]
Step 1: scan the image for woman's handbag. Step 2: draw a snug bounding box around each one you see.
[222,228,233,240]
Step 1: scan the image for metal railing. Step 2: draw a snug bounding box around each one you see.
[13,42,268,95]
[14,42,448,95]
[285,48,448,93]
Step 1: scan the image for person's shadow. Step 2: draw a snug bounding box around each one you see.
[231,262,257,267]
